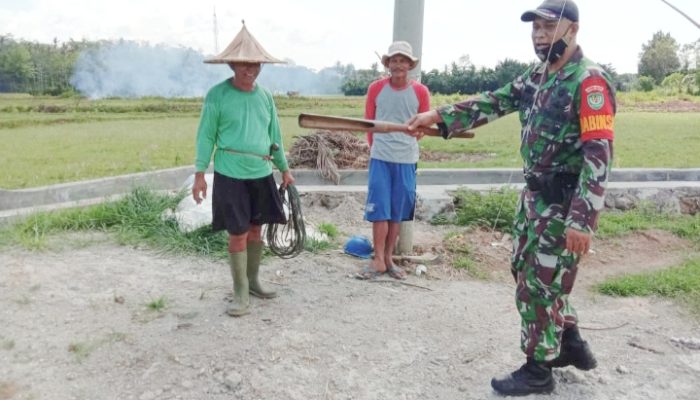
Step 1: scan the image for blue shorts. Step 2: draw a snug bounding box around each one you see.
[364,159,416,222]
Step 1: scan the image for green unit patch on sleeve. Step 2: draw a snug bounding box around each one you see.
[586,92,605,110]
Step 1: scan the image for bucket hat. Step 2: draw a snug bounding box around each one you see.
[381,41,419,70]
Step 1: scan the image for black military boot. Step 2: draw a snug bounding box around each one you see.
[491,358,554,396]
[547,326,597,370]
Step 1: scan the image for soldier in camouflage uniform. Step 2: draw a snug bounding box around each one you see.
[407,0,615,395]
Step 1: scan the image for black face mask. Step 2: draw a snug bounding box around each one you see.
[535,36,569,64]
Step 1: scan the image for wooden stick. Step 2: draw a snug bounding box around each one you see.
[298,113,475,139]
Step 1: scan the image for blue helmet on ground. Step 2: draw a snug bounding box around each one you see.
[344,235,373,259]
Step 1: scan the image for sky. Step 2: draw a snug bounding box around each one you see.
[1,0,699,74]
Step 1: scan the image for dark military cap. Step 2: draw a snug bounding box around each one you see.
[521,0,579,22]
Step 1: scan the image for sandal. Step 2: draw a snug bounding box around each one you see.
[355,266,383,280]
[386,265,407,280]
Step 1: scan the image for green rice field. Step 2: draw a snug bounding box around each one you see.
[1,93,698,189]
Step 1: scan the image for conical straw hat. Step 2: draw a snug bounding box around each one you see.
[204,22,285,64]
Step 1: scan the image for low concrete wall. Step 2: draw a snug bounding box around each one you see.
[1,168,699,224]
[0,166,195,211]
[3,168,700,212]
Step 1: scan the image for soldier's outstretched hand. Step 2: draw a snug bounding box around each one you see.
[406,110,441,138]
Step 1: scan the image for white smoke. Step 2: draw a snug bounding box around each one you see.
[71,41,343,98]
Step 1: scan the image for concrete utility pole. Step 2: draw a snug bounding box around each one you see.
[392,0,425,82]
[393,0,425,254]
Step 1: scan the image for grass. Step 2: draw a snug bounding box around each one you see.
[595,206,700,315]
[2,188,230,258]
[612,113,700,168]
[146,296,167,312]
[435,190,700,244]
[1,93,699,188]
[443,230,488,279]
[452,255,488,279]
[0,187,333,260]
[0,117,200,188]
[617,90,700,104]
[597,205,700,243]
[432,188,520,231]
[597,258,700,315]
[317,222,339,239]
[304,237,334,253]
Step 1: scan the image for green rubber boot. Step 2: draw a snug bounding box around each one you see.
[226,251,250,317]
[247,241,277,299]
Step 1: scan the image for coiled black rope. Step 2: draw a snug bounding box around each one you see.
[267,184,306,258]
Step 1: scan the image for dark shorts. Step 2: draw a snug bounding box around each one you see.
[212,171,286,235]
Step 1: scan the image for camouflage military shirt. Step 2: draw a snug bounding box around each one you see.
[438,46,615,233]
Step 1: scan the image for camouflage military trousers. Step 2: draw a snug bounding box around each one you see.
[510,206,581,362]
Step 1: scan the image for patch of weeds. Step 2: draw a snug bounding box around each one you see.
[317,222,339,240]
[304,237,333,254]
[597,258,700,316]
[453,255,488,279]
[146,296,167,312]
[4,188,231,259]
[443,231,472,254]
[598,204,700,243]
[430,213,454,225]
[443,230,488,279]
[452,188,519,231]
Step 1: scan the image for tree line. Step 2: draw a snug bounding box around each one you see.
[341,32,699,96]
[0,35,97,95]
[0,32,698,97]
[339,57,534,96]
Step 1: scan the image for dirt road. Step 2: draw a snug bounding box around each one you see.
[2,195,700,400]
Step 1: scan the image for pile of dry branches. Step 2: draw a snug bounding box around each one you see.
[288,130,369,184]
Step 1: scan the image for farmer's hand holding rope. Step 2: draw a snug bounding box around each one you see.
[280,170,295,189]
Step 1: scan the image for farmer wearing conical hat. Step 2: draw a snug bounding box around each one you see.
[192,22,294,317]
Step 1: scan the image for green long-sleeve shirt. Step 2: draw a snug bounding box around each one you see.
[194,79,289,179]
